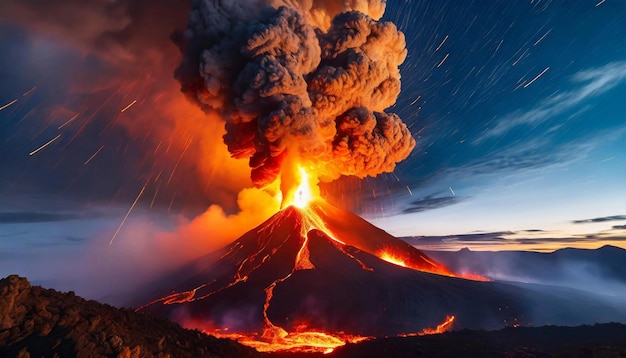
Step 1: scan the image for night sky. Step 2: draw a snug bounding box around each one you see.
[1,1,625,299]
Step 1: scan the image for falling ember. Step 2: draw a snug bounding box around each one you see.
[22,86,37,97]
[83,145,104,165]
[29,134,62,156]
[120,99,137,113]
[109,182,147,245]
[0,99,18,111]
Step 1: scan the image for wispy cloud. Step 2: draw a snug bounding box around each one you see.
[402,195,466,214]
[474,61,626,143]
[0,212,79,224]
[402,228,626,251]
[572,215,626,224]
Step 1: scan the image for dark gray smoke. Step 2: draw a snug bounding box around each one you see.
[175,0,415,192]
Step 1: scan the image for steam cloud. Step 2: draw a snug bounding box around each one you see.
[176,0,415,191]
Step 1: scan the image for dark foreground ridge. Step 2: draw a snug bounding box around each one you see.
[324,324,626,358]
[0,275,260,358]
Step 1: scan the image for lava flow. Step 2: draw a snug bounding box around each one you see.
[139,166,472,353]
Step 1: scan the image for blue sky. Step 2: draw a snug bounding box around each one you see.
[363,0,626,250]
[1,0,625,275]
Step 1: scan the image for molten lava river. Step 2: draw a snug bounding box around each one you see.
[138,167,480,353]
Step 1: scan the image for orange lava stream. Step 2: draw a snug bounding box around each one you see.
[207,328,370,353]
[379,250,408,267]
[205,315,455,353]
[399,315,456,337]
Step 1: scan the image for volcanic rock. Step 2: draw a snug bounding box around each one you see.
[0,275,260,358]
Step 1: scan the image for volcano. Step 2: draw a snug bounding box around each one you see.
[138,202,626,352]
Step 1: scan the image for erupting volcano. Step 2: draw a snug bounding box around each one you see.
[139,168,464,352]
[132,0,502,353]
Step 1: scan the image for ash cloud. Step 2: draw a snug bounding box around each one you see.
[176,0,415,190]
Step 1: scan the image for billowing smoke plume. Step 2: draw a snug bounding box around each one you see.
[176,0,415,194]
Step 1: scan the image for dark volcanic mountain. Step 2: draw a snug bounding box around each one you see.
[139,204,626,337]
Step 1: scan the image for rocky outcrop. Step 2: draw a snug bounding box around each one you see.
[0,275,260,358]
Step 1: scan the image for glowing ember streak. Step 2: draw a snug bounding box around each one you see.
[83,145,104,165]
[524,67,549,88]
[22,87,37,96]
[379,250,407,267]
[29,134,62,156]
[109,182,147,245]
[0,99,17,111]
[120,99,137,113]
[58,113,79,129]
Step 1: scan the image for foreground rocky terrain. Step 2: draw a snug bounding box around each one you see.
[326,323,626,358]
[0,275,260,358]
[3,274,626,357]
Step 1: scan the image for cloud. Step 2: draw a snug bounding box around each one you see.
[403,231,513,245]
[572,215,626,224]
[474,61,626,143]
[402,195,465,214]
[612,225,626,230]
[402,229,626,251]
[0,212,82,224]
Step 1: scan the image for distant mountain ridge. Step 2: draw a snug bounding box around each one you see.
[418,245,626,296]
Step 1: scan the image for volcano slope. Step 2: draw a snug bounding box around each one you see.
[139,204,626,337]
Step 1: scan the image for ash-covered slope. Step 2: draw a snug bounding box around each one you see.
[0,275,259,358]
[140,205,626,336]
[308,201,452,275]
